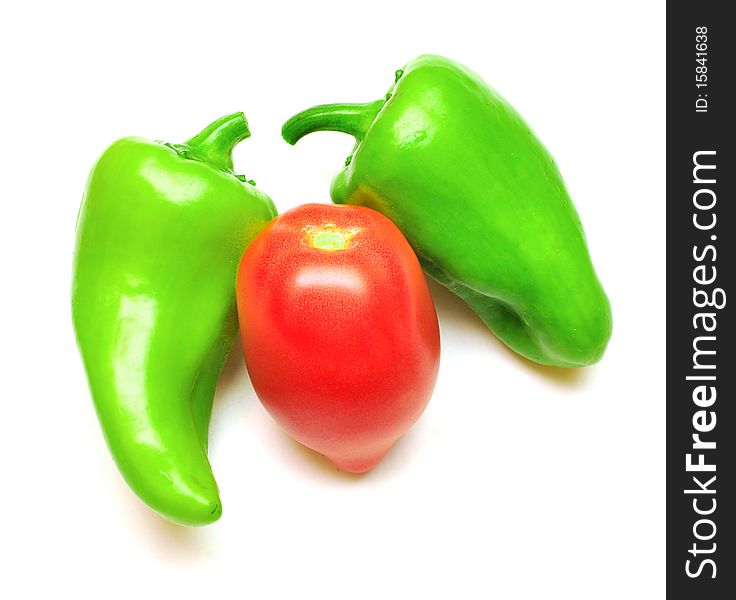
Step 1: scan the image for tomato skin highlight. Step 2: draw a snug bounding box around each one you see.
[236,203,440,472]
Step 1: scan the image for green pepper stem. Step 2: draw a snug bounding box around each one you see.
[281,100,384,145]
[185,112,251,173]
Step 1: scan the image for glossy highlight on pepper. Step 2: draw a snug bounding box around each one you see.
[72,113,277,525]
[282,54,613,368]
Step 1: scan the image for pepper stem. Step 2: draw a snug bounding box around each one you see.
[185,112,250,173]
[281,100,384,145]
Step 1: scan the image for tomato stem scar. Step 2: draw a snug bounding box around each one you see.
[304,224,361,250]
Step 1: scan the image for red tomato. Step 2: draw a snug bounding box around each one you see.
[236,204,440,473]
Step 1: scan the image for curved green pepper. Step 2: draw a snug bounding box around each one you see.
[72,113,277,525]
[282,55,612,367]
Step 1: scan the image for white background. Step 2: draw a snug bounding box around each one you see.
[1,1,665,598]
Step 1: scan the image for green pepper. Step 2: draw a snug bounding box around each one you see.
[72,113,277,525]
[282,55,612,368]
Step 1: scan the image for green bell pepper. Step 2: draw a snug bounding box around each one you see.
[282,54,612,368]
[72,113,277,525]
